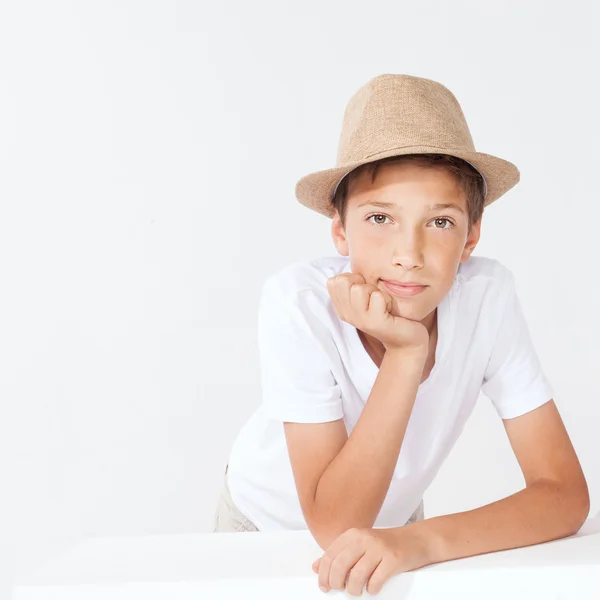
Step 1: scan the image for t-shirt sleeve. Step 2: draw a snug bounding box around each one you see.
[481,270,554,420]
[256,277,344,423]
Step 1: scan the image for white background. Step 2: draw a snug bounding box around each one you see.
[0,0,598,597]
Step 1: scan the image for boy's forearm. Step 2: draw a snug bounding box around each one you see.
[310,347,426,549]
[408,479,590,568]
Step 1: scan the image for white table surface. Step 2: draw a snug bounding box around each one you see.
[12,516,600,599]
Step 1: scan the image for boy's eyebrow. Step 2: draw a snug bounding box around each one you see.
[357,200,466,215]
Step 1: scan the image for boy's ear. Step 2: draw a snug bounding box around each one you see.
[331,211,349,256]
[461,216,482,262]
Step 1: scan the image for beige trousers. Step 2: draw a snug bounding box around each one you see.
[213,464,260,532]
[212,464,425,533]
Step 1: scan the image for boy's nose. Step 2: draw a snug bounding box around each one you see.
[392,243,424,271]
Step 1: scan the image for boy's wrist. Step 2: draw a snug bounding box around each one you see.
[386,520,442,572]
[383,345,428,364]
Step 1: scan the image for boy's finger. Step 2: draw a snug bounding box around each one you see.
[349,281,372,314]
[327,273,365,289]
[342,272,366,285]
[368,289,387,315]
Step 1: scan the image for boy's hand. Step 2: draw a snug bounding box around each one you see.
[310,525,432,596]
[326,273,429,354]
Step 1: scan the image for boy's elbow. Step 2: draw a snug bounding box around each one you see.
[569,473,591,531]
[555,476,590,535]
[312,530,334,552]
[305,510,340,550]
[572,486,591,533]
[310,523,349,551]
[307,509,375,551]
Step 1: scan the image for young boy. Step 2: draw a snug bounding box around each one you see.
[213,74,590,596]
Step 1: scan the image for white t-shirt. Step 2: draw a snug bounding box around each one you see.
[226,254,554,531]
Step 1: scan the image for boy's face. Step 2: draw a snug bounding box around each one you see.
[331,161,481,326]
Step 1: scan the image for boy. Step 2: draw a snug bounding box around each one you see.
[213,74,589,596]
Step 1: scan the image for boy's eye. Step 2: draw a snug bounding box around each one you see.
[366,214,455,228]
[432,218,454,229]
[368,214,390,225]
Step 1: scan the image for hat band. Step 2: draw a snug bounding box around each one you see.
[331,158,488,201]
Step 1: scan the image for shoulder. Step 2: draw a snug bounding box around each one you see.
[456,255,515,299]
[449,257,521,358]
[450,256,518,327]
[258,255,348,323]
[457,255,513,284]
[261,255,348,302]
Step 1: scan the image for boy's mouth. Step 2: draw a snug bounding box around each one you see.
[381,280,427,297]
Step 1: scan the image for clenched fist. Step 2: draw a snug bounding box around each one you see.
[326,273,429,355]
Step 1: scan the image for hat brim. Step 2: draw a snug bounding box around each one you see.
[295,146,520,218]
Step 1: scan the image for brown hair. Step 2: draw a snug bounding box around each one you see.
[330,153,486,234]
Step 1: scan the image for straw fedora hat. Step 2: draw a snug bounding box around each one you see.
[295,74,520,218]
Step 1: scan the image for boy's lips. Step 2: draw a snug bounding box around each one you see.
[383,279,426,287]
[381,280,428,297]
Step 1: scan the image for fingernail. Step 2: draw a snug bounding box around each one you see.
[320,585,329,592]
